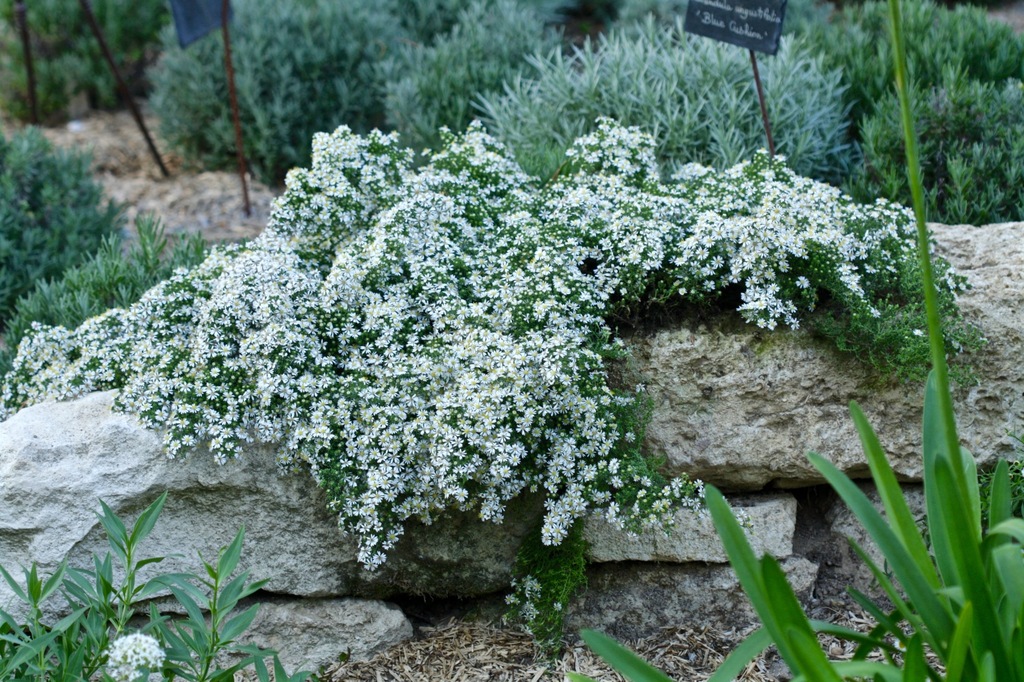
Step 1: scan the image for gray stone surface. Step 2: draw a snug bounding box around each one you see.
[629,222,1024,490]
[825,482,927,600]
[584,493,796,563]
[0,391,540,617]
[236,598,413,673]
[567,557,819,641]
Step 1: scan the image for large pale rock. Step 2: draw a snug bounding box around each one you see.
[236,598,413,673]
[0,391,540,616]
[630,222,1024,490]
[584,493,796,563]
[567,557,818,641]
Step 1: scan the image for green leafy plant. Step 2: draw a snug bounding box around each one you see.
[0,0,167,121]
[850,72,1024,225]
[395,0,570,43]
[0,215,207,376]
[573,0,1024,678]
[505,519,589,655]
[799,0,1024,132]
[151,0,405,185]
[0,126,122,325]
[381,0,561,154]
[1,120,976,586]
[478,18,856,183]
[0,493,310,681]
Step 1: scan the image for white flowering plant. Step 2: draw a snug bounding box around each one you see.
[0,120,976,584]
[0,493,309,681]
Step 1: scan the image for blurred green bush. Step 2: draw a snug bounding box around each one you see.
[0,0,167,121]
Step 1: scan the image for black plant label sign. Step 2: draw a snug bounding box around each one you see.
[684,0,787,55]
[168,0,232,48]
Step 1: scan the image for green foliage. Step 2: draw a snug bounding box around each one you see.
[382,0,561,154]
[0,216,207,377]
[505,519,589,654]
[800,0,1024,130]
[979,435,1024,528]
[577,1,1024,678]
[0,493,311,681]
[849,73,1024,225]
[0,127,121,325]
[151,0,404,185]
[613,0,831,33]
[477,18,856,183]
[812,232,983,384]
[0,0,167,121]
[396,0,570,42]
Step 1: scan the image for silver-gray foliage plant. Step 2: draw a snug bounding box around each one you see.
[479,17,857,183]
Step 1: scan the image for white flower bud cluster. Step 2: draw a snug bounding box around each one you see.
[106,632,165,682]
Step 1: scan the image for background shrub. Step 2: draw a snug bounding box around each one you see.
[396,0,570,43]
[0,216,207,376]
[799,0,1024,132]
[478,18,856,183]
[613,0,830,33]
[849,73,1024,225]
[382,0,561,153]
[0,0,167,121]
[0,127,121,325]
[151,0,404,185]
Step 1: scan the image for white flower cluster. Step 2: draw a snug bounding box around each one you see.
[106,632,165,682]
[0,119,922,568]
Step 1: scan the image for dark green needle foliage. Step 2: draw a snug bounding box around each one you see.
[0,127,121,326]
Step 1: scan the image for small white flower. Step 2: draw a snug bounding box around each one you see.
[106,632,165,682]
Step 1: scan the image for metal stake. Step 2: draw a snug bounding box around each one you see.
[222,0,250,217]
[749,49,776,158]
[77,0,169,177]
[14,0,38,124]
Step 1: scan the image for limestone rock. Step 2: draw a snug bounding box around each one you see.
[567,557,818,641]
[630,222,1024,490]
[825,482,926,600]
[584,492,796,563]
[236,598,413,673]
[0,391,539,617]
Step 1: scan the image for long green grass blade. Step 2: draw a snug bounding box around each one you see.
[809,452,953,641]
[922,374,965,588]
[761,561,843,681]
[579,630,674,682]
[780,628,844,682]
[933,457,1009,677]
[988,460,1012,530]
[708,628,771,682]
[945,600,974,682]
[848,401,936,586]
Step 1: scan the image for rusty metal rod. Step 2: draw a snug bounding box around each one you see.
[749,49,776,158]
[222,0,250,216]
[14,0,38,124]
[77,0,169,176]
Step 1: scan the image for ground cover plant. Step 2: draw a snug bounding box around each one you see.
[0,493,309,680]
[0,0,167,121]
[0,126,121,326]
[0,116,977,570]
[574,0,1024,677]
[0,216,207,376]
[477,18,856,183]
